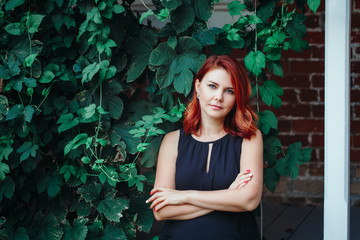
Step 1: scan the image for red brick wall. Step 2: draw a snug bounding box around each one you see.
[258,1,360,206]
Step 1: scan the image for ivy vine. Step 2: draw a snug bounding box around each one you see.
[0,0,319,239]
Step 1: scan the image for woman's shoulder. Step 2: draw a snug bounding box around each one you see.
[162,129,181,145]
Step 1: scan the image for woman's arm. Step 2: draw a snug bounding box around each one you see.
[151,130,214,221]
[149,129,263,213]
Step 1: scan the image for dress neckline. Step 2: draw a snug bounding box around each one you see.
[190,132,229,144]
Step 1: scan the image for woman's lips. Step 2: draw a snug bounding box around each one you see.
[210,105,223,110]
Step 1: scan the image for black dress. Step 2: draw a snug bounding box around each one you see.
[160,129,260,240]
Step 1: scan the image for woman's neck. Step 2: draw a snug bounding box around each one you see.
[196,117,227,141]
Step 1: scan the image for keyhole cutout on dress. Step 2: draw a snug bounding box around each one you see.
[206,143,213,173]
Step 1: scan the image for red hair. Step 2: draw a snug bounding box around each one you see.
[183,55,258,140]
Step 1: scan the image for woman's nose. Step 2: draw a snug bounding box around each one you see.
[214,91,223,101]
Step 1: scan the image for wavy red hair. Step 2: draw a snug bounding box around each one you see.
[183,55,258,140]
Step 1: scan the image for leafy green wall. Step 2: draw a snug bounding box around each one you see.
[0,0,319,239]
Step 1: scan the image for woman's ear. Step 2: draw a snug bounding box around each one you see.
[195,79,200,93]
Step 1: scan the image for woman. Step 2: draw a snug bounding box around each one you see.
[146,55,263,239]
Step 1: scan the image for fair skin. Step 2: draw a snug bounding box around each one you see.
[146,67,263,221]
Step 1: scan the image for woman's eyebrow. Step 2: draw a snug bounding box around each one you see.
[209,80,234,90]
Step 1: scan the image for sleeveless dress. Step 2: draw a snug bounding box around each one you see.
[160,129,260,240]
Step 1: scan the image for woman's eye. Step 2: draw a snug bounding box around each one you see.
[208,84,216,89]
[226,90,234,94]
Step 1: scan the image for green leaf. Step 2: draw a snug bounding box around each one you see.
[34,214,63,240]
[0,136,13,161]
[173,68,193,96]
[101,224,127,240]
[4,23,23,35]
[5,0,25,10]
[1,177,15,199]
[14,227,29,240]
[170,4,195,33]
[149,43,177,71]
[258,110,277,135]
[263,167,280,192]
[16,141,38,162]
[23,77,37,87]
[139,9,154,24]
[63,218,88,240]
[6,104,24,121]
[77,182,101,203]
[64,133,88,156]
[267,61,284,77]
[82,62,100,84]
[244,51,266,76]
[307,0,320,13]
[113,4,125,14]
[47,176,63,197]
[83,104,96,119]
[160,0,182,10]
[257,1,276,23]
[111,125,141,154]
[259,80,283,109]
[227,1,246,16]
[57,113,80,133]
[39,71,55,83]
[26,14,45,34]
[130,189,153,233]
[24,105,35,122]
[192,29,216,46]
[97,198,129,222]
[194,0,213,21]
[0,162,10,181]
[24,54,38,67]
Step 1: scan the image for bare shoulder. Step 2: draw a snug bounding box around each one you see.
[161,129,180,148]
[158,129,180,158]
[243,129,263,146]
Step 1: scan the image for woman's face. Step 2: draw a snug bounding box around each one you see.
[195,67,236,121]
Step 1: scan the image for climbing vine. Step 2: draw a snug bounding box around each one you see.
[0,0,319,239]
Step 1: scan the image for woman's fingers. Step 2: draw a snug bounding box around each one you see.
[229,171,253,189]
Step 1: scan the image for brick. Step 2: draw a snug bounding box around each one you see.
[351,120,360,135]
[299,164,308,177]
[293,119,324,133]
[282,89,298,102]
[290,60,324,74]
[273,104,311,118]
[278,134,309,146]
[319,89,324,102]
[354,166,360,178]
[351,60,360,74]
[304,15,321,29]
[299,89,319,102]
[311,134,324,147]
[311,45,325,59]
[278,119,292,132]
[282,48,311,59]
[350,182,360,194]
[355,0,360,10]
[293,179,323,194]
[351,149,360,163]
[318,149,324,162]
[351,30,360,43]
[304,31,325,44]
[311,74,324,88]
[353,74,360,87]
[312,105,324,118]
[351,89,360,102]
[274,75,311,88]
[351,135,360,148]
[308,163,324,176]
[352,13,360,30]
[353,105,360,119]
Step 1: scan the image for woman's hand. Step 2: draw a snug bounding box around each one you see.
[146,187,188,212]
[228,170,253,190]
